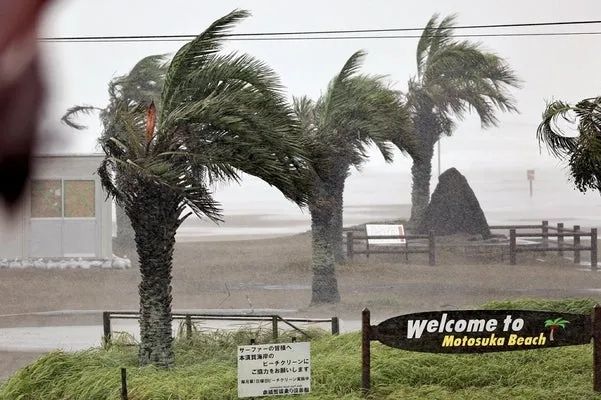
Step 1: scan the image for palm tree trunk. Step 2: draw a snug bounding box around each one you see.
[309,182,340,304]
[409,141,435,227]
[128,184,181,367]
[330,180,345,263]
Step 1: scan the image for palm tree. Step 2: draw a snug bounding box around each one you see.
[63,54,169,261]
[544,317,569,341]
[406,14,520,226]
[537,97,601,193]
[63,10,309,367]
[294,51,414,303]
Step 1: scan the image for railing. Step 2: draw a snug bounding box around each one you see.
[102,311,339,345]
[508,227,597,268]
[345,231,436,266]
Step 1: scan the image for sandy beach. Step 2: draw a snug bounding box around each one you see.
[2,228,601,379]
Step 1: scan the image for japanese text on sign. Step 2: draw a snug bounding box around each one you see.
[237,342,311,398]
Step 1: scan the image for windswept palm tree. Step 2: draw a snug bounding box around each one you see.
[406,14,520,226]
[294,51,414,303]
[537,97,601,193]
[63,54,169,258]
[63,10,309,367]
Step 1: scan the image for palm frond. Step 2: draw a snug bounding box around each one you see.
[61,105,102,130]
[160,9,250,121]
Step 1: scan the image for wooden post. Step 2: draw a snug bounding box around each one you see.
[542,220,549,252]
[346,231,354,260]
[593,305,601,392]
[361,308,371,395]
[120,368,128,400]
[557,223,564,256]
[102,312,111,346]
[509,229,516,265]
[428,231,435,266]
[272,316,278,340]
[185,315,192,340]
[331,317,340,335]
[592,228,598,271]
[574,225,581,265]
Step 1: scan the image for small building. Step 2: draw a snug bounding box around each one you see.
[0,154,113,262]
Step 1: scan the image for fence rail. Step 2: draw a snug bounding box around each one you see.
[102,311,339,345]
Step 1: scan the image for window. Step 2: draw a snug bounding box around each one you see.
[64,180,95,217]
[31,180,62,217]
[31,179,95,218]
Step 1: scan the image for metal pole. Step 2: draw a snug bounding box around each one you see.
[361,308,371,395]
[272,316,278,340]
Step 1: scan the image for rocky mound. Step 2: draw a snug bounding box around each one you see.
[417,168,490,238]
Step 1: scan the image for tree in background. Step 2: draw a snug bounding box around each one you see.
[63,54,169,262]
[294,51,414,303]
[537,97,601,193]
[63,10,309,367]
[406,14,520,226]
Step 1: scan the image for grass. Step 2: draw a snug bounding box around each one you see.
[1,298,601,399]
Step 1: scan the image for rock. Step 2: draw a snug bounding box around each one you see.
[417,168,490,238]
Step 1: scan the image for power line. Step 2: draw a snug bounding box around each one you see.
[40,31,601,43]
[39,18,601,42]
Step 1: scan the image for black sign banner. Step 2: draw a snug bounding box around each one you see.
[373,309,591,353]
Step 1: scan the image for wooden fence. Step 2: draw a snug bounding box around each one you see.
[102,311,339,345]
[345,231,436,266]
[344,220,598,268]
[490,220,598,269]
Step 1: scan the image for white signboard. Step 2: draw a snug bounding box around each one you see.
[237,342,311,398]
[365,224,406,245]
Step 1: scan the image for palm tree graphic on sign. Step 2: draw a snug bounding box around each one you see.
[544,318,569,341]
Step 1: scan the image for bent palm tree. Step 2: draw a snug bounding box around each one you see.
[537,97,601,193]
[63,54,169,259]
[294,51,414,303]
[64,10,308,367]
[406,14,520,226]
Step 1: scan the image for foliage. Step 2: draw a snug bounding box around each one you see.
[3,299,600,399]
[537,97,601,193]
[408,14,520,141]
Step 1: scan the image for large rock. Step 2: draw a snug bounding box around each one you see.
[417,168,490,238]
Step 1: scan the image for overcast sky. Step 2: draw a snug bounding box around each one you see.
[35,0,601,212]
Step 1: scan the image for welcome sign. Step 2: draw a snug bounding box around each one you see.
[361,307,600,394]
[373,309,591,353]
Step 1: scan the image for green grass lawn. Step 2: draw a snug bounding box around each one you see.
[1,299,600,400]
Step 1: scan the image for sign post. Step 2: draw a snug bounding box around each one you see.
[361,307,597,395]
[527,169,535,197]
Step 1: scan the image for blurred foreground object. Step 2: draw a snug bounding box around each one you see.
[0,0,50,208]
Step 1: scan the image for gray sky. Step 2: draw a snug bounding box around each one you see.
[36,0,601,212]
